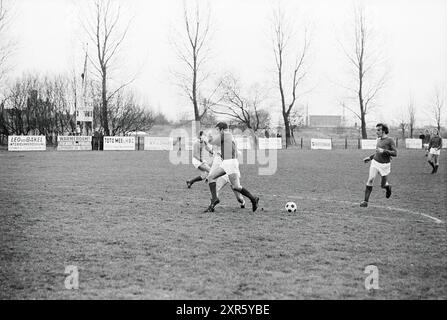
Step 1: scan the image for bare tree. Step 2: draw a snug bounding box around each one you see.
[171,0,217,124]
[289,108,305,143]
[0,0,15,86]
[398,120,407,140]
[431,87,444,133]
[338,5,389,139]
[108,89,154,136]
[2,74,76,139]
[271,4,311,147]
[80,0,133,136]
[407,95,416,138]
[212,74,270,132]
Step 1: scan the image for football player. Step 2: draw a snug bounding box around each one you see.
[427,129,442,174]
[205,122,259,212]
[360,123,397,207]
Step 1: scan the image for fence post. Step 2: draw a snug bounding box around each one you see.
[358,138,361,149]
[345,138,347,149]
[396,138,398,148]
[178,137,182,151]
[300,137,303,149]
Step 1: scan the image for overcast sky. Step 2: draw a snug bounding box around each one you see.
[7,0,447,127]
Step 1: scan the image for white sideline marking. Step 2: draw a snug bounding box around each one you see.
[269,194,444,224]
[1,187,443,224]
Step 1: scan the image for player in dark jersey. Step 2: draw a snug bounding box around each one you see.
[187,130,246,206]
[427,129,442,174]
[423,129,431,156]
[360,123,397,207]
[204,122,259,212]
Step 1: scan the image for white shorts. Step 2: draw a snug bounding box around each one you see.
[209,156,230,184]
[429,148,441,156]
[220,158,241,177]
[370,159,391,177]
[423,143,429,149]
[210,156,221,172]
[192,157,206,169]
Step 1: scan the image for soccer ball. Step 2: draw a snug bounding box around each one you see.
[285,202,297,213]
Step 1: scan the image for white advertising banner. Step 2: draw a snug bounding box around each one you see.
[258,138,282,150]
[57,136,92,151]
[8,135,46,151]
[310,138,332,150]
[144,137,174,151]
[76,109,93,122]
[104,136,135,151]
[405,139,422,149]
[361,139,378,150]
[234,136,253,150]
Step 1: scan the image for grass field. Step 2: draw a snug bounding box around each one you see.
[0,148,446,299]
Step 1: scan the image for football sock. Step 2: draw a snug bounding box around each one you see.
[364,185,373,202]
[209,182,218,201]
[428,161,435,169]
[189,176,203,185]
[240,187,256,203]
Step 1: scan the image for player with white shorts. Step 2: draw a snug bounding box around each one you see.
[207,147,245,208]
[204,122,259,212]
[360,123,397,207]
[427,129,442,174]
[187,131,246,208]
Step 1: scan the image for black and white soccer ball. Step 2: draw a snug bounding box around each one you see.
[285,202,297,213]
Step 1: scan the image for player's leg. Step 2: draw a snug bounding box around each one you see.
[216,175,245,208]
[378,162,392,198]
[204,167,227,212]
[229,173,259,212]
[230,184,246,208]
[361,164,378,207]
[433,154,439,173]
[427,151,436,173]
[216,175,229,198]
[380,175,392,198]
[187,163,211,188]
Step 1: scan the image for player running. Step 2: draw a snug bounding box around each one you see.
[360,123,397,208]
[187,131,246,208]
[422,129,431,156]
[427,129,442,174]
[205,139,246,209]
[204,122,259,213]
[186,131,213,188]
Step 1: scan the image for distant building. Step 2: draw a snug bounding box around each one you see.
[308,115,342,127]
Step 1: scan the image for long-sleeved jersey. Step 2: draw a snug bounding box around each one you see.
[368,137,397,163]
[428,136,443,150]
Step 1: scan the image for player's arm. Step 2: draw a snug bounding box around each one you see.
[439,138,443,150]
[363,153,375,163]
[203,140,214,155]
[382,139,397,157]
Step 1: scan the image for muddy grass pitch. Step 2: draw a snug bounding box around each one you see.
[0,149,446,299]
